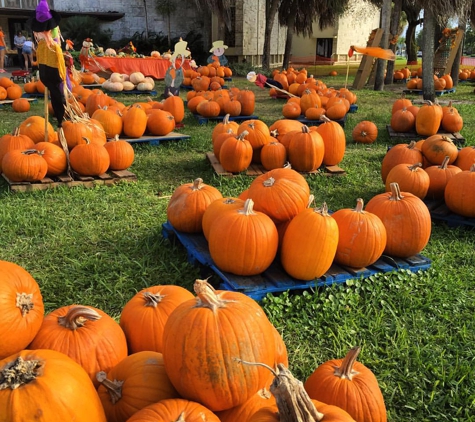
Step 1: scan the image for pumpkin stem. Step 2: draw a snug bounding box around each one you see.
[16,293,35,317]
[389,182,403,201]
[333,346,361,380]
[176,412,186,422]
[320,115,331,123]
[263,176,276,187]
[223,113,231,125]
[409,163,423,171]
[0,356,41,390]
[191,178,204,191]
[142,291,165,307]
[193,278,228,312]
[470,164,475,172]
[315,202,330,216]
[301,125,310,134]
[96,371,124,404]
[407,140,417,149]
[237,130,249,141]
[237,361,325,421]
[238,198,257,216]
[354,198,365,213]
[235,358,278,377]
[57,305,102,330]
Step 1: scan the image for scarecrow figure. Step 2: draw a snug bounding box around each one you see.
[207,40,228,66]
[30,0,66,128]
[79,38,94,72]
[163,39,191,98]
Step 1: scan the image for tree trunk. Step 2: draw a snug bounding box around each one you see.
[374,0,391,91]
[143,0,149,39]
[167,13,171,48]
[282,12,295,69]
[262,0,280,70]
[422,8,436,101]
[405,21,420,64]
[451,18,466,86]
[385,0,403,85]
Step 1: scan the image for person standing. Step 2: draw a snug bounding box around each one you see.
[22,37,35,70]
[14,31,26,69]
[0,27,6,73]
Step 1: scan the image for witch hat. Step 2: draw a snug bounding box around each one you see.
[30,0,61,32]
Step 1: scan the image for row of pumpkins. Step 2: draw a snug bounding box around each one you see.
[186,87,257,117]
[0,77,32,112]
[381,137,475,217]
[182,63,233,89]
[209,116,345,174]
[0,122,135,182]
[167,167,432,280]
[281,88,356,122]
[1,259,388,421]
[389,95,463,135]
[101,72,156,93]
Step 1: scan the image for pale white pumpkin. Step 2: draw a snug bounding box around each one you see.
[122,81,135,91]
[110,73,124,83]
[129,72,145,85]
[105,48,117,57]
[136,82,154,91]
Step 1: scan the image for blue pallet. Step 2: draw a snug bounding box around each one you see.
[403,88,456,96]
[195,114,259,125]
[424,199,475,228]
[122,132,190,146]
[108,89,157,96]
[296,114,346,128]
[161,221,432,300]
[21,92,45,98]
[349,104,358,113]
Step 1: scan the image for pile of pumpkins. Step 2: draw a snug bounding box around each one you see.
[0,76,31,113]
[1,258,390,421]
[281,87,356,122]
[393,67,412,81]
[405,69,454,91]
[167,167,432,280]
[389,94,463,135]
[210,116,346,174]
[182,63,233,90]
[100,72,156,93]
[458,67,475,81]
[381,136,475,217]
[0,116,135,182]
[187,87,256,118]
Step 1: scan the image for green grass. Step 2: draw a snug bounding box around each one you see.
[2,74,475,421]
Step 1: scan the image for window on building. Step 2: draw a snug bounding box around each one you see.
[316,38,333,58]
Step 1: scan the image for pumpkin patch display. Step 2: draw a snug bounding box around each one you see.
[162,279,277,411]
[304,346,387,422]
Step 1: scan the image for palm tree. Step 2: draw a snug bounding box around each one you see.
[403,1,423,64]
[155,0,178,48]
[262,0,281,71]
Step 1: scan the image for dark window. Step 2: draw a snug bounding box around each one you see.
[316,38,333,58]
[224,6,235,47]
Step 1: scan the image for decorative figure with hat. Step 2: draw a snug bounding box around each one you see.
[246,71,283,90]
[79,38,94,72]
[163,39,191,98]
[207,40,228,66]
[30,0,67,128]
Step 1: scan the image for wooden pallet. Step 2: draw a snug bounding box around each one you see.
[0,98,37,107]
[161,221,432,300]
[424,198,475,228]
[2,170,137,192]
[122,132,190,146]
[205,152,346,177]
[402,88,456,96]
[386,125,465,145]
[108,89,157,96]
[195,114,259,125]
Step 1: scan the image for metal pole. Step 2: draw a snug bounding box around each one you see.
[44,87,49,141]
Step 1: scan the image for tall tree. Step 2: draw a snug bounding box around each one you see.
[402,0,422,64]
[262,0,281,71]
[374,0,392,90]
[384,0,404,85]
[155,0,178,48]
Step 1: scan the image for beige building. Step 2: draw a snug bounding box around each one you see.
[290,0,381,65]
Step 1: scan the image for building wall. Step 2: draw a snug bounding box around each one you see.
[56,0,206,42]
[291,0,380,63]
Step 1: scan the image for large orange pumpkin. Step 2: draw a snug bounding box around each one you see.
[352,120,378,144]
[162,94,185,124]
[424,156,462,200]
[2,149,48,182]
[281,202,339,280]
[0,260,44,360]
[304,346,387,422]
[0,349,107,421]
[28,304,128,388]
[19,115,56,143]
[331,198,387,268]
[119,285,194,354]
[167,177,223,233]
[162,279,277,411]
[208,198,279,276]
[33,141,68,176]
[315,116,346,165]
[0,127,35,172]
[444,165,475,217]
[365,182,431,258]
[104,136,135,170]
[415,101,443,136]
[69,139,111,176]
[288,125,324,172]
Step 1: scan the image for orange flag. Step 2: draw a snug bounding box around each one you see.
[349,46,396,61]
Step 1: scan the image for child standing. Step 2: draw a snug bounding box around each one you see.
[0,27,6,73]
[22,37,35,70]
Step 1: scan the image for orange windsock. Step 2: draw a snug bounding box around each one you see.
[350,46,396,61]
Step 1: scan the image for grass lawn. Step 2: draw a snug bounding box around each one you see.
[1,69,475,421]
